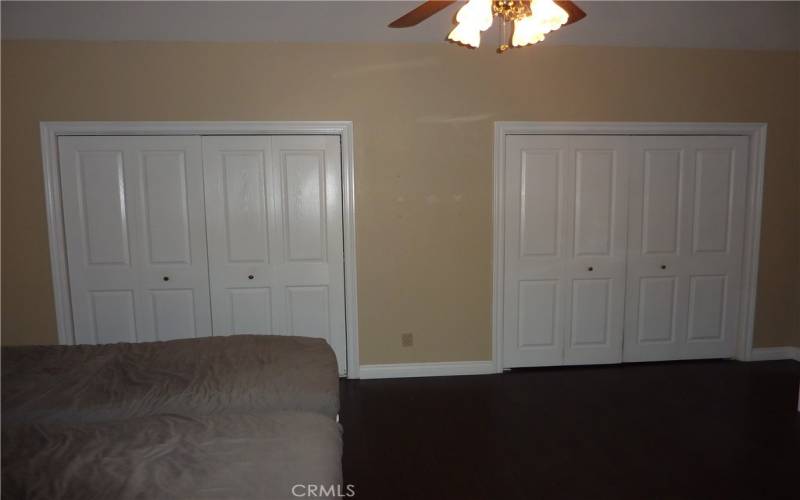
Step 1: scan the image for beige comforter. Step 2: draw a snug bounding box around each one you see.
[2,335,340,425]
[1,335,343,499]
[2,411,343,500]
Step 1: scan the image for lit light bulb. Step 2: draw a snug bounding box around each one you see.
[512,0,569,47]
[447,0,494,48]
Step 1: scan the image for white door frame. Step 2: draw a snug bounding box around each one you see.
[40,121,360,378]
[492,122,768,372]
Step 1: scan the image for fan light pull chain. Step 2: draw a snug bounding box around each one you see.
[499,18,510,53]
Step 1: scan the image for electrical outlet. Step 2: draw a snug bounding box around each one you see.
[401,332,414,347]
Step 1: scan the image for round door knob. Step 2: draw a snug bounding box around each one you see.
[588,266,594,272]
[162,276,170,282]
[248,274,254,280]
[661,265,667,270]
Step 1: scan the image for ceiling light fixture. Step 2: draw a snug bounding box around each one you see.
[448,0,568,52]
[388,1,586,54]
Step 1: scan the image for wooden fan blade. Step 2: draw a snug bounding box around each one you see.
[388,1,457,28]
[556,1,587,26]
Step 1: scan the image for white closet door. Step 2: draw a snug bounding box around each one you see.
[202,136,276,339]
[624,136,748,361]
[203,136,347,373]
[59,136,212,344]
[272,136,347,372]
[503,135,629,367]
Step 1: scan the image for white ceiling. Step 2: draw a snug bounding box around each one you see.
[2,1,799,50]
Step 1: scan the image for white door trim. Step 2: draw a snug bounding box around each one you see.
[41,121,360,378]
[492,122,768,372]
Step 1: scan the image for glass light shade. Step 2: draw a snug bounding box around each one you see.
[457,0,493,30]
[533,0,569,29]
[511,16,546,47]
[512,0,569,47]
[447,0,494,48]
[448,23,483,48]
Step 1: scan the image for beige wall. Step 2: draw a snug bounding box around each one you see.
[2,41,799,361]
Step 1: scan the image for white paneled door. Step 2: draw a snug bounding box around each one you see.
[59,133,349,374]
[503,135,629,367]
[502,134,749,368]
[623,136,748,362]
[203,136,347,372]
[59,136,212,344]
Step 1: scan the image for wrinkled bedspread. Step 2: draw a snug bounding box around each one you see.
[2,411,343,500]
[1,335,340,425]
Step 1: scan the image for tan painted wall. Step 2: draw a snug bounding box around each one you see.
[2,41,799,361]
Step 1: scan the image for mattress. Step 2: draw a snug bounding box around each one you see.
[1,335,340,425]
[2,411,343,500]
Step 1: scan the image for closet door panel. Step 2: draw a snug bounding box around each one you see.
[503,136,570,367]
[203,136,277,336]
[503,134,749,368]
[59,136,210,344]
[503,136,628,367]
[624,136,748,362]
[623,141,688,361]
[563,136,628,365]
[89,290,138,344]
[641,150,682,255]
[683,140,746,359]
[272,136,347,369]
[229,288,273,335]
[287,285,331,339]
[203,135,347,373]
[141,151,192,264]
[636,277,678,344]
[136,137,211,341]
[60,139,140,345]
[519,149,562,258]
[692,150,735,254]
[222,152,271,263]
[281,150,327,261]
[686,275,727,341]
[569,279,611,346]
[573,150,615,257]
[517,280,560,348]
[148,289,198,342]
[75,151,131,265]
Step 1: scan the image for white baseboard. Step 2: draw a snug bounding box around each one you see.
[358,349,799,379]
[358,361,495,379]
[750,346,800,362]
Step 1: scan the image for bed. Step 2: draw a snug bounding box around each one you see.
[2,335,343,500]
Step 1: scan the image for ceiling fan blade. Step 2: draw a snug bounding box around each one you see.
[388,1,457,28]
[556,1,587,26]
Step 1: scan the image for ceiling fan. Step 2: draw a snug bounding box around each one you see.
[389,0,587,53]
